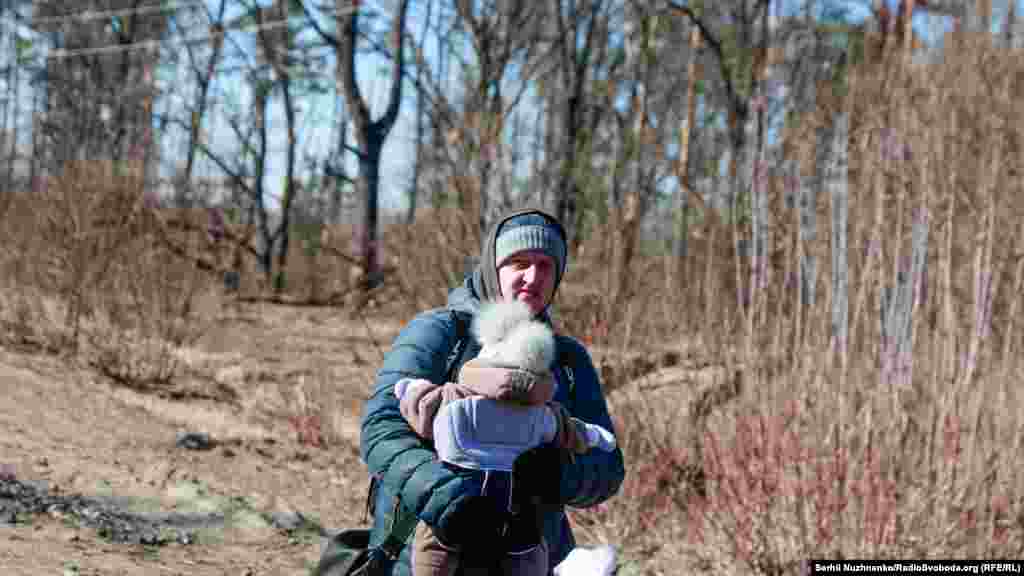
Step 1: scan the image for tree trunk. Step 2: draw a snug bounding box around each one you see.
[673,25,702,290]
[882,0,919,388]
[556,93,582,249]
[409,63,422,225]
[339,0,409,289]
[329,111,347,225]
[30,83,40,190]
[729,109,752,315]
[829,112,850,367]
[274,74,297,294]
[253,82,273,284]
[7,29,18,192]
[747,0,773,333]
[552,0,607,251]
[356,133,383,287]
[536,99,550,210]
[749,123,768,330]
[1,3,7,191]
[1003,0,1017,48]
[408,0,434,226]
[180,2,226,207]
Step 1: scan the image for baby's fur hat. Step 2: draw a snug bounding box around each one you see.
[472,301,555,373]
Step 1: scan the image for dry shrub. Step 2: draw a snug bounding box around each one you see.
[253,206,476,314]
[577,360,1024,574]
[0,160,222,386]
[682,364,1024,573]
[567,41,1024,573]
[276,365,372,449]
[558,210,739,352]
[382,206,480,315]
[279,222,359,304]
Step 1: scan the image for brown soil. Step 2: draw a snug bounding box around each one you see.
[0,302,406,576]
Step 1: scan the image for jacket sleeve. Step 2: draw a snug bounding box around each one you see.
[359,310,477,530]
[556,337,626,508]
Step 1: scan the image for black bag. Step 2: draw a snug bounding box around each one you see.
[313,528,379,576]
[312,478,419,576]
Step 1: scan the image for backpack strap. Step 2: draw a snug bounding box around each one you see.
[443,309,473,383]
[377,496,419,561]
[557,338,578,407]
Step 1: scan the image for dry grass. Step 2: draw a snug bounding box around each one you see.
[561,39,1024,573]
[0,160,224,387]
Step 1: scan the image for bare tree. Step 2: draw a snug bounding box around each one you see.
[154,0,317,293]
[668,0,773,315]
[1,1,18,192]
[407,0,436,225]
[302,0,410,288]
[451,0,545,234]
[548,0,615,248]
[671,24,703,289]
[173,0,228,207]
[828,111,850,369]
[255,0,300,293]
[31,1,168,172]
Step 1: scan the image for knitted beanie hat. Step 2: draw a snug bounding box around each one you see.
[494,212,567,287]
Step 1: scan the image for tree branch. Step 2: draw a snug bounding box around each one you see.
[378,0,410,134]
[154,113,257,199]
[298,0,340,48]
[665,1,740,107]
[339,2,369,133]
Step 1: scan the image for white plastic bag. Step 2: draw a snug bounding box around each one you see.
[553,544,617,576]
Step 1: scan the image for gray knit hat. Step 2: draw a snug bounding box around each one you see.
[494,213,567,285]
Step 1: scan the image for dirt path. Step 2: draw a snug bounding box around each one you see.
[0,303,405,575]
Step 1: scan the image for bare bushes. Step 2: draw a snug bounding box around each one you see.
[670,379,1023,573]
[383,206,480,314]
[0,161,221,386]
[589,359,1024,573]
[564,43,1024,572]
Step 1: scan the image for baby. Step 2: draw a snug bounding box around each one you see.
[393,300,615,576]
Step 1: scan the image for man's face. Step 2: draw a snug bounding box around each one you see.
[497,250,557,315]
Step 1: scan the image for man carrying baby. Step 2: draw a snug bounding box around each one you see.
[395,298,616,575]
[360,208,625,575]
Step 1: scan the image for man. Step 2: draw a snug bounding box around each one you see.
[360,208,625,575]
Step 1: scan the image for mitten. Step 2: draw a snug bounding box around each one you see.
[580,421,617,452]
[548,402,589,455]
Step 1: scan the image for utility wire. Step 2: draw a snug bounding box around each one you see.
[53,6,358,60]
[6,2,358,60]
[14,0,204,27]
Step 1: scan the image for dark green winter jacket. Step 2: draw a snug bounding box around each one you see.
[360,209,624,575]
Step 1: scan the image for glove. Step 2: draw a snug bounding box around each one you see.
[581,422,617,452]
[548,402,589,455]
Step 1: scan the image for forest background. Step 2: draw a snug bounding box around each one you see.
[2,0,1024,573]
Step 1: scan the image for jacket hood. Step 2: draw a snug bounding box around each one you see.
[468,207,567,314]
[446,279,481,317]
